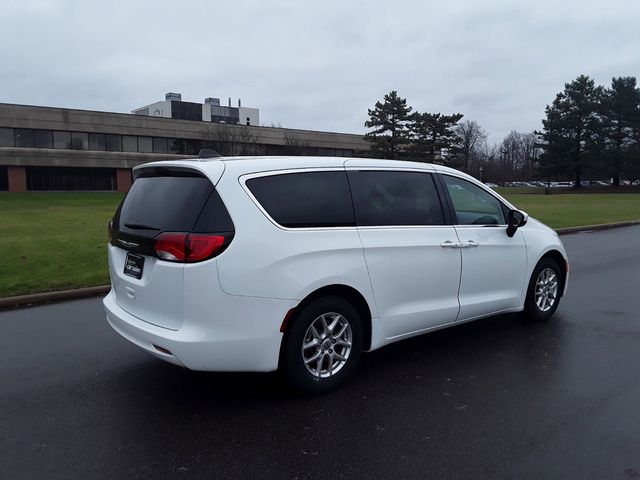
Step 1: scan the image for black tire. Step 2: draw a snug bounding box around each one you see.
[282,296,363,394]
[524,257,563,322]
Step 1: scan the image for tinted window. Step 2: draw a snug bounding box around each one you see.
[443,175,505,225]
[0,128,14,147]
[89,133,106,151]
[33,130,53,148]
[168,138,182,154]
[193,190,234,233]
[26,166,116,191]
[71,132,88,150]
[348,171,444,226]
[122,135,138,152]
[183,139,201,155]
[53,131,71,149]
[105,134,122,152]
[138,136,153,153]
[246,171,355,228]
[0,166,7,191]
[153,137,168,153]
[116,173,214,238]
[15,129,34,147]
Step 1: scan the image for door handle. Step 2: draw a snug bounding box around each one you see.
[462,240,480,248]
[440,241,462,249]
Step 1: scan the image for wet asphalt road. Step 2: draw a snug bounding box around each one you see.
[1,226,640,479]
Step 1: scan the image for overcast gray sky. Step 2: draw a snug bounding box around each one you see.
[1,0,639,143]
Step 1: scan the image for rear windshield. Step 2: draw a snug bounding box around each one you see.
[113,170,232,237]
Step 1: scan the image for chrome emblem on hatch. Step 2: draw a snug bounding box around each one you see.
[118,240,139,248]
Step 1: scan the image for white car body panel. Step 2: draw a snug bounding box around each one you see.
[103,156,568,372]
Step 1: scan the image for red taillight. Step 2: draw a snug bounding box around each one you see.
[154,232,227,263]
[155,233,188,261]
[187,234,226,262]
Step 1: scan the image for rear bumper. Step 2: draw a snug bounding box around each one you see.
[103,289,292,372]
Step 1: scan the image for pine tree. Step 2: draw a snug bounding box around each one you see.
[409,112,463,163]
[600,76,640,186]
[365,91,412,159]
[537,75,603,188]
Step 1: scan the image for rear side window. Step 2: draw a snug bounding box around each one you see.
[348,170,445,226]
[246,171,355,228]
[114,170,231,237]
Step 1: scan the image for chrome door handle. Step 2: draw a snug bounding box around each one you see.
[440,241,461,249]
[462,240,480,248]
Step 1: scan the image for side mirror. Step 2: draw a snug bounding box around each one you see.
[506,209,528,237]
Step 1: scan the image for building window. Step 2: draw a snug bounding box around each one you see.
[0,127,14,147]
[33,130,53,148]
[26,166,116,191]
[183,139,201,155]
[15,129,35,147]
[71,132,89,150]
[53,131,71,149]
[89,133,106,151]
[122,135,138,152]
[152,137,168,154]
[168,138,181,154]
[138,136,153,153]
[105,134,122,152]
[0,166,7,191]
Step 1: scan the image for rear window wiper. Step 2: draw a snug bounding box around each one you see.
[124,223,161,231]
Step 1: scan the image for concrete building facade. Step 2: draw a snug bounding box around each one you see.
[0,102,369,192]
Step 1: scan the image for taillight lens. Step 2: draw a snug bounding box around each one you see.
[187,234,226,262]
[155,233,188,261]
[154,232,227,263]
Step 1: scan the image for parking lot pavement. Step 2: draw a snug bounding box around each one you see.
[1,225,640,479]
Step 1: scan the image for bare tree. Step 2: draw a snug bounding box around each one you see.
[454,120,487,172]
[210,124,263,156]
[237,126,261,155]
[211,124,241,156]
[497,131,541,181]
[282,130,310,155]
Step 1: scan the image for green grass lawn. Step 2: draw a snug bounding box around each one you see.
[1,191,639,298]
[0,192,123,297]
[502,193,640,229]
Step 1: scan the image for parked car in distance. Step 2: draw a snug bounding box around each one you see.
[103,156,569,393]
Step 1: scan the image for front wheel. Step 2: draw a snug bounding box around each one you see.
[282,296,363,394]
[524,257,562,322]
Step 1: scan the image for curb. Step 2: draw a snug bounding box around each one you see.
[0,285,110,310]
[1,220,639,311]
[555,219,640,235]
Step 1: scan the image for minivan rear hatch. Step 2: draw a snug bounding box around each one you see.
[108,163,232,330]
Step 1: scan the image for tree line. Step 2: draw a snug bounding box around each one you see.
[365,77,640,187]
[538,75,640,187]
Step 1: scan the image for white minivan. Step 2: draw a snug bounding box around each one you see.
[103,156,568,392]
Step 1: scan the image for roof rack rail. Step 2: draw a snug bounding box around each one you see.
[198,149,222,159]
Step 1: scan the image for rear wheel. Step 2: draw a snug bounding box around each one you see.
[282,296,363,393]
[524,257,562,322]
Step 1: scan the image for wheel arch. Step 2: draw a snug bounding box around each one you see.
[278,284,373,367]
[538,249,568,297]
